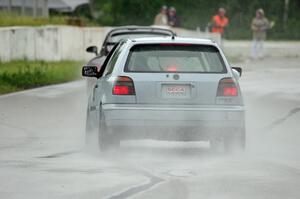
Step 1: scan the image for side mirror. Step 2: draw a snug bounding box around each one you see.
[86,46,98,56]
[82,65,99,78]
[232,67,242,77]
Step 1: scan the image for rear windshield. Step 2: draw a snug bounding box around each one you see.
[125,44,226,73]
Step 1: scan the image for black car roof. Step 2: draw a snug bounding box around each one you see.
[106,26,175,38]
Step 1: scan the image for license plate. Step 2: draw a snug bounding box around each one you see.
[162,84,191,98]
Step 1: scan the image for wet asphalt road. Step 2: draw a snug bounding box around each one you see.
[0,57,299,199]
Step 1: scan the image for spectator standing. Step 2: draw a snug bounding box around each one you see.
[154,6,168,26]
[168,7,180,27]
[251,8,274,59]
[211,8,229,38]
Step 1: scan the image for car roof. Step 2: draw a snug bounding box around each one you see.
[107,26,175,37]
[127,37,216,45]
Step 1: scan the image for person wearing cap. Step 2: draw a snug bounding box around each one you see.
[168,7,180,27]
[211,8,229,37]
[251,8,274,59]
[154,6,168,26]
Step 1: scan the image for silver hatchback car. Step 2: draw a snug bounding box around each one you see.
[83,37,245,152]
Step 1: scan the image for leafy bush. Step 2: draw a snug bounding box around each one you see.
[0,12,67,27]
[0,11,95,27]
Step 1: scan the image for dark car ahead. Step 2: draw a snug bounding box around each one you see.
[84,26,175,93]
[85,26,175,68]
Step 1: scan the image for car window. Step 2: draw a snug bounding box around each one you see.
[87,56,106,71]
[104,42,125,76]
[125,44,226,73]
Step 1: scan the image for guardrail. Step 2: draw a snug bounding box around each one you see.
[0,25,220,62]
[0,25,299,62]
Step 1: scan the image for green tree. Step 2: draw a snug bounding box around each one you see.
[89,0,300,40]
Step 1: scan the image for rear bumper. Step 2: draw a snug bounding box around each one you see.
[102,104,245,128]
[101,104,245,140]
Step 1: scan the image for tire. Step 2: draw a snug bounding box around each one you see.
[98,114,120,151]
[210,128,245,154]
[224,128,246,153]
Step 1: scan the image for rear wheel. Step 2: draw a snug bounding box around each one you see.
[210,128,245,154]
[98,116,120,151]
[224,128,245,153]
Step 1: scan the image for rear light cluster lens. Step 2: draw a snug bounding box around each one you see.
[217,77,238,96]
[166,66,177,72]
[112,76,135,95]
[223,87,237,96]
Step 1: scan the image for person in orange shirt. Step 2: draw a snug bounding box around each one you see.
[211,8,229,38]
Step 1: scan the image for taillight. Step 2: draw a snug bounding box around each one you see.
[166,66,177,72]
[112,76,135,95]
[217,77,238,96]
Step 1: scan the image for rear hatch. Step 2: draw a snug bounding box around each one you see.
[123,43,229,105]
[131,73,227,105]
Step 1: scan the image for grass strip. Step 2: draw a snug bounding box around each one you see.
[0,60,83,94]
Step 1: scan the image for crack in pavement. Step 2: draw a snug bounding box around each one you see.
[106,169,164,199]
[266,107,300,131]
[37,150,165,198]
[37,150,79,159]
